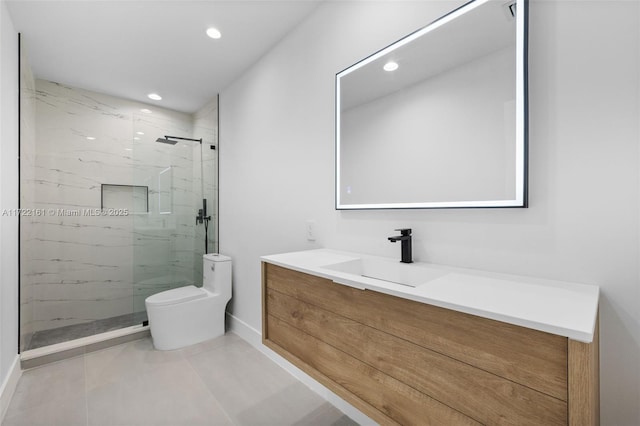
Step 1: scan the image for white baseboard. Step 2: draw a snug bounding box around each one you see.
[226,312,376,426]
[0,354,22,422]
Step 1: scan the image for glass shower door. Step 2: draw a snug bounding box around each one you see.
[131,97,218,322]
[19,76,142,351]
[131,112,199,322]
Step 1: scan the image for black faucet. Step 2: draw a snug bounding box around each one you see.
[388,228,413,263]
[195,199,211,225]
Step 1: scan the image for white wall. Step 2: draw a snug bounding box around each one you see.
[220,0,640,424]
[0,0,19,397]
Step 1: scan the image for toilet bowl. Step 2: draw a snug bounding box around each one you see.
[145,253,232,350]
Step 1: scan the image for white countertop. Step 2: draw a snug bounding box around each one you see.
[261,249,600,343]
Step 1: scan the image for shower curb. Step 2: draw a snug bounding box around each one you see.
[21,326,149,370]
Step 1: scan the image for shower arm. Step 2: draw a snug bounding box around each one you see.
[164,135,203,144]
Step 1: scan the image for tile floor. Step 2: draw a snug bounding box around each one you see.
[3,333,358,426]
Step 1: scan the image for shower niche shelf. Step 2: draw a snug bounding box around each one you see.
[101,184,148,213]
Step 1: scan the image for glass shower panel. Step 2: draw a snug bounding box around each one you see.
[20,77,139,351]
[192,96,220,283]
[131,96,219,321]
[131,111,199,320]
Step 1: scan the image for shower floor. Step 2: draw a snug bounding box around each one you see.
[24,311,148,351]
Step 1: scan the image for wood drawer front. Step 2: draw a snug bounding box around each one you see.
[267,288,568,426]
[264,263,568,400]
[267,315,481,426]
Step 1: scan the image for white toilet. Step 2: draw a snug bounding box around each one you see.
[145,253,232,350]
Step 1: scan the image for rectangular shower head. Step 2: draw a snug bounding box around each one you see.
[156,137,178,145]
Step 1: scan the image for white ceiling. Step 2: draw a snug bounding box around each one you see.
[7,0,321,113]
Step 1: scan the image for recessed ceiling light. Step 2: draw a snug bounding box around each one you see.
[136,131,144,135]
[383,61,399,72]
[140,108,152,114]
[125,148,133,151]
[147,93,162,101]
[133,137,141,141]
[86,136,96,140]
[206,27,222,39]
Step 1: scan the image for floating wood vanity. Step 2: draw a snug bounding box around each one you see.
[261,250,600,426]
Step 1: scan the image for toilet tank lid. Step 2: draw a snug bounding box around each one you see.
[146,285,207,306]
[203,253,231,262]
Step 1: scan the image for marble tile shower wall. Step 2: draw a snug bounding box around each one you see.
[21,79,215,341]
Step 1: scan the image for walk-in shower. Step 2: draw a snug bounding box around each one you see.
[19,64,219,352]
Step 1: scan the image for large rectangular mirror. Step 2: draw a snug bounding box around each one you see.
[336,0,528,209]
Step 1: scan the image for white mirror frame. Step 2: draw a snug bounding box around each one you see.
[335,0,528,210]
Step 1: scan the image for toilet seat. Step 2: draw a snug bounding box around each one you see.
[145,285,206,307]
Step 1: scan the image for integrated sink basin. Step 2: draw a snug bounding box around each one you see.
[321,258,448,287]
[262,248,601,342]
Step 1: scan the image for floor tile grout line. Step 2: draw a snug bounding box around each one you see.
[6,334,355,426]
[183,346,238,425]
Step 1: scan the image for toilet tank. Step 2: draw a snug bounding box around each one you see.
[203,254,232,298]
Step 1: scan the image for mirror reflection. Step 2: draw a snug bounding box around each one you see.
[336,0,527,209]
